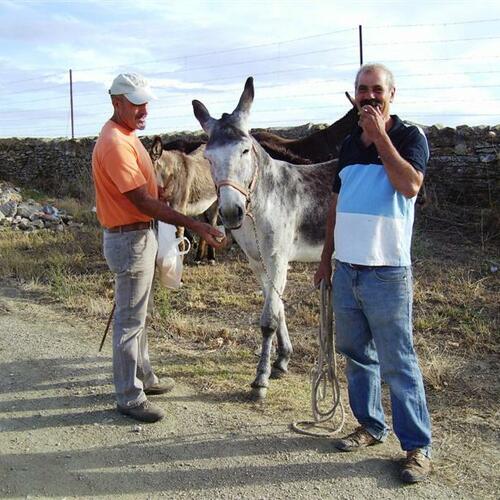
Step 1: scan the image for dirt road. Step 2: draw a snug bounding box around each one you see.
[0,282,484,499]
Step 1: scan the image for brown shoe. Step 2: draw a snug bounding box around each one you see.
[400,449,432,483]
[335,426,382,452]
[144,378,175,395]
[117,400,164,423]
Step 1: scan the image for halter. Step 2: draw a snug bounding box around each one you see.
[215,145,259,210]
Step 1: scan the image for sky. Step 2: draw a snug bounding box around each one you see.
[0,0,499,138]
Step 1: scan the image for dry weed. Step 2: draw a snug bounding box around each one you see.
[0,208,498,489]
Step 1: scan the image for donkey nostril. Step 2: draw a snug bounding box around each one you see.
[237,205,244,219]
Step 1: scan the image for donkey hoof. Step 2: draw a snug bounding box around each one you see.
[270,367,288,379]
[249,387,267,401]
[208,259,216,266]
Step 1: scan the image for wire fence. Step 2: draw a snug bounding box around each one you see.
[1,19,499,138]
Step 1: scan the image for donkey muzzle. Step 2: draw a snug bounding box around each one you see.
[219,203,245,230]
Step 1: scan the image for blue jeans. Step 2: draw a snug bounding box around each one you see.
[333,260,432,456]
[103,228,159,408]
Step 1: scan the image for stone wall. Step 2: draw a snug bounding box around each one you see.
[422,125,499,208]
[0,124,498,208]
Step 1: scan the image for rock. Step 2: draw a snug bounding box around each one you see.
[42,204,60,218]
[0,183,22,205]
[0,182,78,231]
[479,153,496,163]
[18,218,33,231]
[0,200,18,217]
[60,213,73,223]
[17,201,43,219]
[454,143,468,155]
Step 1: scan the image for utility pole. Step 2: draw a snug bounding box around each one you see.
[69,69,74,139]
[358,25,363,66]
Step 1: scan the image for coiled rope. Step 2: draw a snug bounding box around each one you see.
[291,279,345,437]
[245,209,345,435]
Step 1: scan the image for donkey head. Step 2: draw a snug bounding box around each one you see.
[148,136,174,200]
[192,77,255,229]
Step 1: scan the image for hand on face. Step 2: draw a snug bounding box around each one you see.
[358,104,386,143]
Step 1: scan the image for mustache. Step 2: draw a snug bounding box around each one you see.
[360,99,382,108]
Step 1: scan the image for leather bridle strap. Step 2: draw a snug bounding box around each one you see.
[215,145,259,206]
[216,179,251,198]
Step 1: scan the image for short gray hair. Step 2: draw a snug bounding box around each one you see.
[355,63,395,90]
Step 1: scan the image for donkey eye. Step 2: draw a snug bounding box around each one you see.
[242,149,249,155]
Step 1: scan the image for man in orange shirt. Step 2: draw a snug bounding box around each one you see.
[92,73,224,423]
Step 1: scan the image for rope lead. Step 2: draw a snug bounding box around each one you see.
[291,279,345,437]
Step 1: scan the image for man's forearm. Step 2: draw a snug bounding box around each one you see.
[374,134,423,198]
[320,195,337,264]
[125,189,203,233]
[155,203,203,233]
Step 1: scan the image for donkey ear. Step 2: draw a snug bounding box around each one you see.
[192,100,215,135]
[233,76,254,116]
[150,136,163,162]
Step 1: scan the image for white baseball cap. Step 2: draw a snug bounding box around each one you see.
[108,73,157,105]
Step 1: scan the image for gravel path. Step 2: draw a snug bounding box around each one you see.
[0,282,469,499]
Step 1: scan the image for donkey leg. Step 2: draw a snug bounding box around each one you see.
[246,259,273,400]
[271,308,293,379]
[249,256,288,398]
[194,237,207,264]
[206,202,218,265]
[250,325,275,401]
[266,256,292,378]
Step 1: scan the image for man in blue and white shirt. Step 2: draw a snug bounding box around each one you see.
[314,63,432,483]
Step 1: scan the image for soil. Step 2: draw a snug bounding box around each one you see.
[0,281,497,499]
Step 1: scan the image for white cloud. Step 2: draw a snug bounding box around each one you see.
[0,0,499,137]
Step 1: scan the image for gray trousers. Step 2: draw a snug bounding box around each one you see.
[103,228,159,408]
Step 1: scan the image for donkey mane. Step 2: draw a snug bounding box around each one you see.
[253,137,312,164]
[160,107,358,165]
[162,138,206,155]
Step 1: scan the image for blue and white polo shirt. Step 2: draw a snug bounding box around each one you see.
[333,115,429,267]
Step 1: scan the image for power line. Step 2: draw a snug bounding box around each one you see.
[12,97,499,129]
[3,77,500,111]
[2,18,499,87]
[4,110,498,137]
[7,82,69,96]
[5,93,500,124]
[366,18,500,28]
[369,35,500,47]
[3,52,500,105]
[73,27,357,73]
[0,71,67,87]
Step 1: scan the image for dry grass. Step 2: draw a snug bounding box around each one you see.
[0,201,498,489]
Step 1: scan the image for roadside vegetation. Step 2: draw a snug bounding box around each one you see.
[0,194,498,491]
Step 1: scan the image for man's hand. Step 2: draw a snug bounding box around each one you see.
[359,105,387,144]
[193,222,226,249]
[314,259,332,289]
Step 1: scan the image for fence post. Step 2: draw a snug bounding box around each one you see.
[69,69,74,140]
[358,25,363,66]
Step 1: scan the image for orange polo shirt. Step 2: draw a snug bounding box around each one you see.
[92,120,158,229]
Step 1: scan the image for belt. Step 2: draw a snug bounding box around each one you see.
[347,263,376,270]
[105,220,155,233]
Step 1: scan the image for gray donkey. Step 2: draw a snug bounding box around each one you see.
[193,77,338,400]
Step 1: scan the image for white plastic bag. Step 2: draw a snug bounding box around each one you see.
[156,222,191,289]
